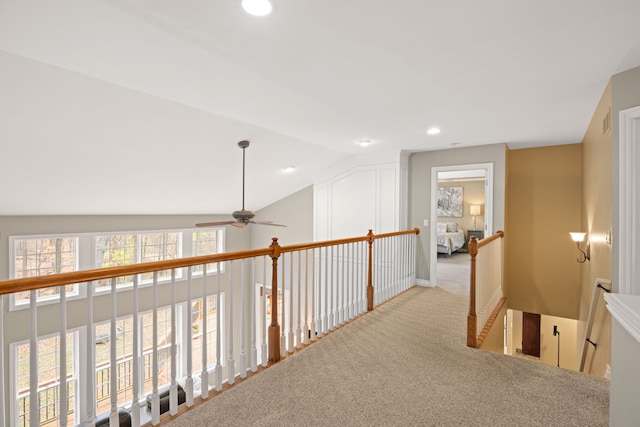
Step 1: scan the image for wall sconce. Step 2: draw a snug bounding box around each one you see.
[470,205,481,231]
[569,232,590,263]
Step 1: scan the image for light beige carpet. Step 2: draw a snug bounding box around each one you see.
[436,252,471,292]
[165,286,609,426]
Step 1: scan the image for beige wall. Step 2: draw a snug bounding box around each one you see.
[540,314,578,371]
[505,144,582,319]
[437,180,485,234]
[251,185,314,249]
[579,80,613,377]
[409,144,506,282]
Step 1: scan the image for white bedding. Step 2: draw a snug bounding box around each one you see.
[437,223,466,255]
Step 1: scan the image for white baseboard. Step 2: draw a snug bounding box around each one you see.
[416,279,434,288]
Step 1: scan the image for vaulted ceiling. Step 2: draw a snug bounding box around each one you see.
[1,0,640,215]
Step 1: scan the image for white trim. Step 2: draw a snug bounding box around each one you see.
[415,279,434,287]
[430,163,494,286]
[618,106,640,295]
[605,293,640,344]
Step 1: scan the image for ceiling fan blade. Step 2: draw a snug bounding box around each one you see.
[196,221,235,227]
[253,221,287,227]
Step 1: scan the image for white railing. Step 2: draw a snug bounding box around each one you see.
[0,229,418,427]
[467,231,505,348]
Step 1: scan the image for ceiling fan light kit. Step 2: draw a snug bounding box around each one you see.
[196,140,286,228]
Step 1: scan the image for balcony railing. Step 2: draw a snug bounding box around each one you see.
[467,231,505,348]
[0,228,419,427]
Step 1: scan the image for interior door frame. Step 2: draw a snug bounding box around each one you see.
[430,163,494,286]
[618,105,640,295]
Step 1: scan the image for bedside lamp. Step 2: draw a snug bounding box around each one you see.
[570,232,590,263]
[470,205,481,231]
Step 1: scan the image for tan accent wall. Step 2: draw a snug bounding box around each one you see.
[580,81,613,377]
[505,144,582,319]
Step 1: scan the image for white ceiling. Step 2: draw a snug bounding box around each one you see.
[1,0,640,216]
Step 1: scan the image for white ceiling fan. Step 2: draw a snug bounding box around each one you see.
[196,140,286,228]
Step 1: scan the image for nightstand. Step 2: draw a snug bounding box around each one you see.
[467,230,484,242]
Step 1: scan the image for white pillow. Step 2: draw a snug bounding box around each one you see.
[446,223,458,232]
[437,222,447,233]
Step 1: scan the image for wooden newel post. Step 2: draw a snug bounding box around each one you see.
[268,238,281,362]
[367,229,375,311]
[467,236,478,348]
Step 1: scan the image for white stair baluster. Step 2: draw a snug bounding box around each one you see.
[350,243,355,319]
[318,247,324,336]
[280,255,286,355]
[288,252,294,353]
[151,272,160,425]
[337,245,342,326]
[169,270,178,416]
[185,267,194,406]
[84,282,96,427]
[261,258,267,367]
[201,264,209,398]
[131,276,140,427]
[296,251,302,348]
[240,259,247,378]
[303,250,309,345]
[250,258,258,372]
[342,244,346,325]
[329,245,334,330]
[310,248,317,340]
[360,242,365,312]
[215,263,222,391]
[29,290,39,427]
[0,295,5,427]
[323,246,328,334]
[59,285,68,427]
[109,278,119,427]
[227,261,235,385]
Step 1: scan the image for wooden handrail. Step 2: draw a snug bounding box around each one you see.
[278,227,420,254]
[0,248,273,296]
[477,230,504,249]
[0,228,421,297]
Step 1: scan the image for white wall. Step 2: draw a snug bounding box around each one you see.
[313,152,409,241]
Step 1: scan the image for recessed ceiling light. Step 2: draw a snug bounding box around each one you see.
[283,166,296,173]
[242,0,272,16]
[357,139,372,147]
[427,127,441,135]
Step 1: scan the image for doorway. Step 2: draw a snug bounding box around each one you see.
[430,163,494,288]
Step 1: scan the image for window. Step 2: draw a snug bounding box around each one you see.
[11,237,79,306]
[95,235,138,289]
[94,317,136,413]
[94,232,181,289]
[9,228,224,308]
[14,333,77,427]
[191,230,224,274]
[191,295,222,373]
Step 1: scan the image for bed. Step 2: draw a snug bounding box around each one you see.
[437,222,466,255]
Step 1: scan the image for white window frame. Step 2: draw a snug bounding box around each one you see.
[8,227,225,311]
[10,330,80,427]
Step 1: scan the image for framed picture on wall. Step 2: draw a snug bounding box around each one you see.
[437,186,463,217]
